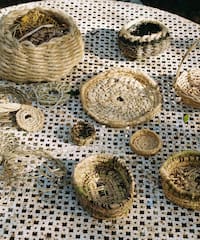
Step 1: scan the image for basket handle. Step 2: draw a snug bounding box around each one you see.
[175,38,200,80]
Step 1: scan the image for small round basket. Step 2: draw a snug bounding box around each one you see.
[81,68,162,128]
[118,19,170,60]
[0,7,84,83]
[71,121,96,146]
[72,154,134,219]
[174,39,200,108]
[130,129,162,156]
[160,150,200,210]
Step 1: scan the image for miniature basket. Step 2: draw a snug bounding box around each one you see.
[81,68,162,128]
[130,129,162,156]
[0,7,84,83]
[118,19,170,60]
[71,121,96,146]
[174,38,200,108]
[72,154,134,219]
[160,150,200,210]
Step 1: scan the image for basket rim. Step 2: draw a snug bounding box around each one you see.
[129,128,162,156]
[160,150,200,199]
[119,18,169,43]
[80,68,162,128]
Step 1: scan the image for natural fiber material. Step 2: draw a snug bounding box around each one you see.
[0,7,84,83]
[118,19,170,60]
[72,154,134,219]
[30,82,71,105]
[16,104,44,132]
[0,132,19,156]
[130,129,162,156]
[71,121,96,146]
[81,68,162,128]
[160,150,200,210]
[174,39,200,108]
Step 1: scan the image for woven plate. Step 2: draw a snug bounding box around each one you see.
[72,154,134,219]
[30,82,71,105]
[160,150,200,210]
[16,104,45,132]
[81,68,162,128]
[71,121,96,146]
[130,129,162,156]
[118,19,170,60]
[174,39,200,108]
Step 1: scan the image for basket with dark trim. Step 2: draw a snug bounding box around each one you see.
[72,154,135,219]
[118,19,170,60]
[160,150,200,210]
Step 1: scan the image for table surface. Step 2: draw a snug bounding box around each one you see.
[0,0,199,239]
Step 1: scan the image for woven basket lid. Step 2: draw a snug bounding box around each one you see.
[160,150,200,210]
[71,121,96,146]
[130,129,162,156]
[81,68,162,128]
[72,154,134,219]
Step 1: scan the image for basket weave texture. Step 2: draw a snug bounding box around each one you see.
[81,68,162,128]
[174,39,200,108]
[160,150,200,210]
[118,19,170,60]
[0,7,84,83]
[72,154,134,219]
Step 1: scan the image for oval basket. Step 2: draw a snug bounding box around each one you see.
[72,154,135,219]
[118,19,170,60]
[81,68,162,128]
[174,38,200,108]
[0,7,84,83]
[160,150,200,210]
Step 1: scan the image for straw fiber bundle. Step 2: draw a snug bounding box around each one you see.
[118,19,170,60]
[174,39,200,108]
[160,150,200,210]
[81,68,162,128]
[72,154,134,219]
[0,7,84,83]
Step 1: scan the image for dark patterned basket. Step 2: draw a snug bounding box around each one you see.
[118,19,170,60]
[72,154,135,219]
[160,150,200,210]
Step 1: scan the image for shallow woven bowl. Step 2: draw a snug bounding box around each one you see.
[130,129,162,156]
[118,19,170,60]
[0,7,84,83]
[81,68,162,128]
[72,154,134,219]
[160,150,200,210]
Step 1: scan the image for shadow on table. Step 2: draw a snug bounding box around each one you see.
[85,28,127,61]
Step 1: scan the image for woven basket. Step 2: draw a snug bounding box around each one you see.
[81,68,162,128]
[160,150,200,210]
[174,38,200,108]
[72,154,134,219]
[0,7,84,83]
[71,121,96,146]
[118,19,170,60]
[130,129,162,156]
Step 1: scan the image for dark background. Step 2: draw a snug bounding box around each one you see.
[0,0,199,24]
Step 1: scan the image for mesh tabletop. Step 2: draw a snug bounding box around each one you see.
[0,0,199,239]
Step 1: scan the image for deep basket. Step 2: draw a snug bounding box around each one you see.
[0,7,84,83]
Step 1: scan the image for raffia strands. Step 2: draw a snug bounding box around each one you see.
[16,104,44,132]
[118,19,170,60]
[160,150,200,210]
[0,7,84,83]
[81,68,162,128]
[72,154,135,219]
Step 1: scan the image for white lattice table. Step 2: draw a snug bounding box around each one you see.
[0,0,199,239]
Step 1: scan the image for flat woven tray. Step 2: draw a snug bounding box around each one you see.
[81,68,162,128]
[72,154,134,219]
[0,7,84,83]
[160,150,200,210]
[118,19,170,60]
